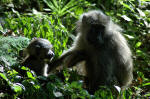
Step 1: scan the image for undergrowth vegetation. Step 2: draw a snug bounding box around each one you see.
[0,0,150,99]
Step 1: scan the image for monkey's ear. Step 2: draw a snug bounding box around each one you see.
[82,15,87,24]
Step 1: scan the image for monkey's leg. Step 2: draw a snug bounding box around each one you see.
[116,63,133,89]
[47,50,86,73]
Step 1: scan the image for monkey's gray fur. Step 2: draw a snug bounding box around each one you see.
[21,38,54,76]
[48,10,133,92]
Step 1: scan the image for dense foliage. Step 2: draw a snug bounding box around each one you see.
[0,0,149,98]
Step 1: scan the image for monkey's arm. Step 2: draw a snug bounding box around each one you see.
[47,50,86,73]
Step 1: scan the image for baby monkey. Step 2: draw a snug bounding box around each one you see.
[21,38,54,76]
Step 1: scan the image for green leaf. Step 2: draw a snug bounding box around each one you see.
[136,8,145,17]
[43,0,56,11]
[144,92,150,97]
[135,42,142,48]
[136,49,142,54]
[142,82,150,86]
[34,85,40,89]
[121,15,132,21]
[141,0,150,1]
[21,66,29,70]
[71,81,82,89]
[0,73,7,80]
[53,91,63,97]
[27,71,35,80]
[12,83,23,93]
[124,34,134,39]
[121,2,134,12]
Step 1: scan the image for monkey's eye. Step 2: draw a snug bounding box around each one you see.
[98,24,105,29]
[92,24,105,30]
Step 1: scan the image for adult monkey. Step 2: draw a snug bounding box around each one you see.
[47,10,133,92]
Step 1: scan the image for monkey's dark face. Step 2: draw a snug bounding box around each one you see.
[27,38,54,61]
[38,48,54,61]
[81,16,106,47]
[80,10,111,48]
[87,24,105,46]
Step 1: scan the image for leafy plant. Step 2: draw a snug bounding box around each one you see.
[43,0,90,18]
[0,36,30,65]
[2,13,69,57]
[0,0,150,98]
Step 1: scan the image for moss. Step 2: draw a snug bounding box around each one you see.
[0,36,30,65]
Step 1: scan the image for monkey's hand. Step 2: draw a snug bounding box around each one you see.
[47,58,63,73]
[47,50,86,74]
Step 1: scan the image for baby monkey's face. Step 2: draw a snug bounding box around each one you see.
[27,38,54,61]
[39,47,54,62]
